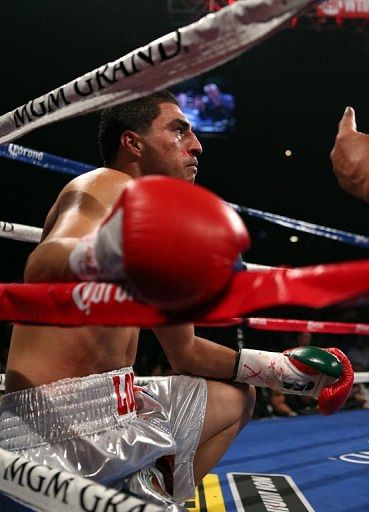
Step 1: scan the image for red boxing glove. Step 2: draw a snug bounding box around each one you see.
[318,347,354,416]
[69,176,250,310]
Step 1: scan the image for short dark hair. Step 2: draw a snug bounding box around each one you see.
[98,90,179,166]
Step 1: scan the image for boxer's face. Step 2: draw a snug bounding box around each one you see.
[139,102,202,183]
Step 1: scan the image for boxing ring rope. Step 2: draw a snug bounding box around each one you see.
[0,221,42,244]
[1,258,369,325]
[230,203,369,249]
[0,446,163,512]
[2,142,369,249]
[2,314,369,389]
[246,317,369,335]
[0,0,316,145]
[0,372,367,392]
[0,143,93,176]
[0,259,369,389]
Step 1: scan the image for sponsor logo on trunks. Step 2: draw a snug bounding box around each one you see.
[8,143,44,161]
[72,282,133,315]
[113,373,136,415]
[227,473,314,512]
[2,453,160,512]
[12,30,182,129]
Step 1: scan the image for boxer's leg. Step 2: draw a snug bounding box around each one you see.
[193,380,255,485]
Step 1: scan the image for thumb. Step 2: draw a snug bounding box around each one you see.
[338,106,357,134]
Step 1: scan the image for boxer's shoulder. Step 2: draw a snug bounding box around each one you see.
[39,169,132,241]
[57,167,133,213]
[64,167,132,194]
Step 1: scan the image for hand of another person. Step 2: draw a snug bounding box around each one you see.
[330,106,369,201]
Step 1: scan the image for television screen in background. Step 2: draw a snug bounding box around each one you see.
[171,78,236,135]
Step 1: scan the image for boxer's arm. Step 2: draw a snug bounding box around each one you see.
[154,327,353,415]
[330,106,369,201]
[153,324,239,379]
[25,169,131,283]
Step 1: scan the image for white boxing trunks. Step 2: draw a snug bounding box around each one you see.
[0,367,207,501]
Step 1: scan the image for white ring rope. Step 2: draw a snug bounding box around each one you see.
[0,0,314,144]
[353,372,369,384]
[0,220,42,243]
[0,218,278,272]
[1,373,368,392]
[0,446,163,512]
[135,374,369,384]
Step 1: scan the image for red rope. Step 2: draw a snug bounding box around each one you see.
[247,317,369,335]
[0,258,369,326]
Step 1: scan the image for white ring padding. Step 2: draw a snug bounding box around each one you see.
[0,0,314,144]
[0,221,42,243]
[352,372,369,384]
[0,447,163,512]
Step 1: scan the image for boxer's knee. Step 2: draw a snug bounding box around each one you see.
[201,380,255,444]
[229,381,256,431]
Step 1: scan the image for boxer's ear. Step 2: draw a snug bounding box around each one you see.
[120,130,142,156]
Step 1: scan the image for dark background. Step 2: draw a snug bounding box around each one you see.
[1,1,369,288]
